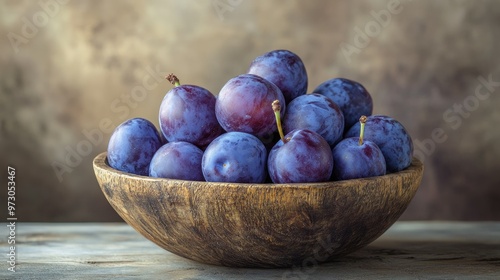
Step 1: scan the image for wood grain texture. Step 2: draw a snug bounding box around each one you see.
[5,222,500,279]
[93,152,423,268]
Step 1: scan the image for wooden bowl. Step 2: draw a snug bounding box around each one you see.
[93,152,423,268]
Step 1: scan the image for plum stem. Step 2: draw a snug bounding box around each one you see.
[359,115,367,145]
[272,100,287,143]
[166,73,180,87]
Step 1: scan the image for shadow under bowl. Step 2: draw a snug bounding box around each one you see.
[93,152,423,268]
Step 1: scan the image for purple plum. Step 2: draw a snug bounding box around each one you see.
[248,49,308,104]
[216,74,286,138]
[332,116,386,180]
[314,78,373,131]
[283,93,344,146]
[268,129,333,183]
[345,115,413,173]
[159,74,223,148]
[107,118,162,176]
[149,141,204,181]
[202,132,268,183]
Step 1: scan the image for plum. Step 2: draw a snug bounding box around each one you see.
[248,49,308,104]
[314,78,373,131]
[149,141,204,181]
[345,115,413,173]
[107,118,162,176]
[216,74,286,138]
[159,74,223,148]
[283,93,344,146]
[332,116,386,180]
[202,132,268,183]
[268,100,333,183]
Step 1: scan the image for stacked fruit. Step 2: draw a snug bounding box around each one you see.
[107,50,413,183]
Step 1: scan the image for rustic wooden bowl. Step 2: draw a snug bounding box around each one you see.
[93,152,423,268]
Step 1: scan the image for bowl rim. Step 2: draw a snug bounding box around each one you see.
[93,152,423,189]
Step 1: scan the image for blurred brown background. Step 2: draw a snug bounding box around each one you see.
[1,0,499,221]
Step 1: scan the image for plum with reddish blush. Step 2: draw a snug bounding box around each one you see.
[215,74,286,138]
[159,74,223,148]
[268,129,333,183]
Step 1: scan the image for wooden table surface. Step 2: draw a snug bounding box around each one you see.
[2,222,499,279]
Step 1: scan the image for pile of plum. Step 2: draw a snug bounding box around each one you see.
[107,50,413,183]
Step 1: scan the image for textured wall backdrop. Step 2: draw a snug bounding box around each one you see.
[1,0,499,221]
